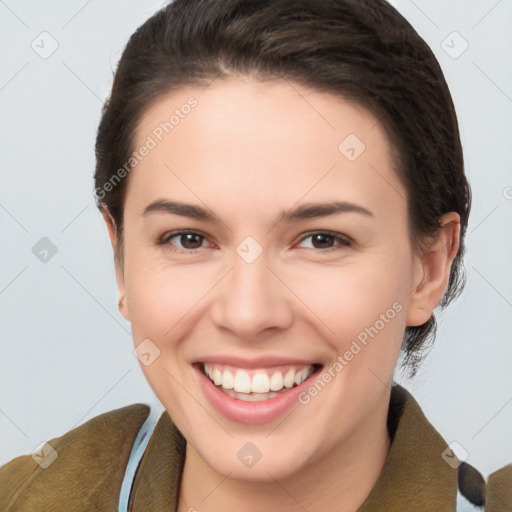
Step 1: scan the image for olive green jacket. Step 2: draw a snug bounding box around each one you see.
[1,385,510,511]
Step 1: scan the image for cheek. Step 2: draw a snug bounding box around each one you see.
[288,257,409,379]
[124,258,216,340]
[295,259,406,333]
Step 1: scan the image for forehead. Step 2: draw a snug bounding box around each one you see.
[128,77,407,225]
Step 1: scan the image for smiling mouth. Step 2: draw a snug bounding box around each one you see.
[198,362,323,402]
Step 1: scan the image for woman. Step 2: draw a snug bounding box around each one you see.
[1,0,510,510]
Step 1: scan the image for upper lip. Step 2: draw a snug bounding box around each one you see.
[193,355,323,369]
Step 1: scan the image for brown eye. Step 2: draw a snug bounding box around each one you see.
[311,233,335,249]
[297,232,352,251]
[178,233,204,249]
[161,231,208,252]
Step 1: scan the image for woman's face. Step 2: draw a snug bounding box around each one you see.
[108,77,441,480]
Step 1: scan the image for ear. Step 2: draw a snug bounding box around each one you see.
[101,207,130,322]
[406,212,461,327]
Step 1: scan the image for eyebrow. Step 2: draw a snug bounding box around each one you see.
[142,199,374,223]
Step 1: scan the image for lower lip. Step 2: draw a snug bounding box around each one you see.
[194,364,322,425]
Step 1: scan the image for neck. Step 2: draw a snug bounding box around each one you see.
[178,390,392,512]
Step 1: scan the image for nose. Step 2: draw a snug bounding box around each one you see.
[210,249,294,339]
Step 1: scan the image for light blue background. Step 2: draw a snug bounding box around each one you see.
[1,0,511,476]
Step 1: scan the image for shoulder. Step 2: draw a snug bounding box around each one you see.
[388,385,511,511]
[0,403,150,512]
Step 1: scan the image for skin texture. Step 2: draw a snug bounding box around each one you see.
[102,77,460,512]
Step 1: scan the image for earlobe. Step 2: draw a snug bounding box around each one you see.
[405,212,461,327]
[118,294,130,321]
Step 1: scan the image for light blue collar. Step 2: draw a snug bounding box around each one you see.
[118,403,163,512]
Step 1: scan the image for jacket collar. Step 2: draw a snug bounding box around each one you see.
[130,384,457,511]
[358,384,457,511]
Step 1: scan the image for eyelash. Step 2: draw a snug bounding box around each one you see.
[158,230,352,254]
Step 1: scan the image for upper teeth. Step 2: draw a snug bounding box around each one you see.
[203,363,315,393]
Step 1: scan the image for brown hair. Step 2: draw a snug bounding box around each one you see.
[94,0,471,376]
